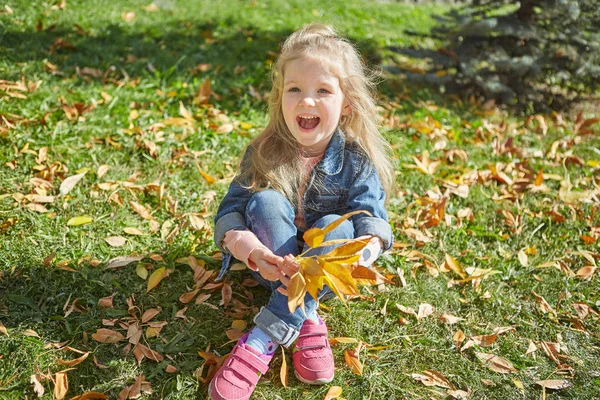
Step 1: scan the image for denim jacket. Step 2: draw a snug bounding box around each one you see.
[214,129,393,280]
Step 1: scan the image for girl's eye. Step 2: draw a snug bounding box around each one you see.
[289,87,300,92]
[318,88,331,94]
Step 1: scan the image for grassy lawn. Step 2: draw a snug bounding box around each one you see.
[1,0,599,399]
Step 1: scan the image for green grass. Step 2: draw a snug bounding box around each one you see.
[1,0,600,399]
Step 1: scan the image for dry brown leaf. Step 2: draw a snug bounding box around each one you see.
[0,321,8,336]
[54,372,68,400]
[106,256,144,269]
[166,364,177,373]
[575,266,597,279]
[69,391,108,400]
[538,341,561,364]
[531,290,556,315]
[130,201,153,220]
[475,352,517,373]
[572,302,591,319]
[97,165,110,179]
[524,340,537,356]
[412,370,455,389]
[453,330,465,349]
[417,303,434,320]
[57,352,89,367]
[195,293,212,305]
[141,307,161,323]
[323,386,343,400]
[97,295,113,308]
[225,329,244,341]
[104,236,127,247]
[91,328,125,343]
[179,289,199,304]
[439,314,464,324]
[535,379,571,390]
[221,283,232,307]
[147,267,168,292]
[123,227,145,236]
[60,172,86,195]
[30,374,45,397]
[24,329,40,338]
[280,347,288,387]
[93,354,108,369]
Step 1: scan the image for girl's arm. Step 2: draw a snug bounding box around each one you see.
[347,158,394,251]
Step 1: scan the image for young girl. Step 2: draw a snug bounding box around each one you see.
[209,24,394,400]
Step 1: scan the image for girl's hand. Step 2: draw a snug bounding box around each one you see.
[276,254,301,295]
[248,247,283,281]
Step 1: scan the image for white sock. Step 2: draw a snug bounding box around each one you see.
[245,326,278,355]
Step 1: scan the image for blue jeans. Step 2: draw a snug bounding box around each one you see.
[244,189,355,347]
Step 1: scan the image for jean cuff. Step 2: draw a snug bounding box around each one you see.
[253,306,300,348]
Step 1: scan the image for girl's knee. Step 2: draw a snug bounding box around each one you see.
[247,189,293,216]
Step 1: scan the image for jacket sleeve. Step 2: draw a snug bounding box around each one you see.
[347,157,394,251]
[213,148,255,252]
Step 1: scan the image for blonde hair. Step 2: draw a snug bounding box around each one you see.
[239,24,394,204]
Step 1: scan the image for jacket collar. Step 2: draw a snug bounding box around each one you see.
[317,128,344,175]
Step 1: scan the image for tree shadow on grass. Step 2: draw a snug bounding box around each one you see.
[2,18,382,109]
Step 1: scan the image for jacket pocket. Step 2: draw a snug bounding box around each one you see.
[306,191,348,213]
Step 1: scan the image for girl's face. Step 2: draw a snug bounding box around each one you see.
[281,56,350,156]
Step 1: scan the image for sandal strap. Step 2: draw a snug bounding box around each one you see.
[230,345,270,375]
[299,323,328,336]
[296,335,329,350]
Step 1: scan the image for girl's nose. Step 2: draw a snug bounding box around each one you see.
[299,96,316,107]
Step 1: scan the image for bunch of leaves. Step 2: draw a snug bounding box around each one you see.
[394,0,600,111]
[286,210,390,314]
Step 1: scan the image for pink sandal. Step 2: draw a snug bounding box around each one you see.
[293,318,334,385]
[208,334,273,400]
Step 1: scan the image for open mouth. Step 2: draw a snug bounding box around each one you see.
[296,115,320,130]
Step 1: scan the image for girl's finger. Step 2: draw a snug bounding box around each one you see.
[279,272,290,287]
[278,263,297,278]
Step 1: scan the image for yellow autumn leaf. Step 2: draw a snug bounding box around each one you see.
[287,272,306,313]
[445,253,467,279]
[303,210,371,248]
[67,216,93,226]
[54,372,68,400]
[147,267,168,292]
[323,386,343,400]
[280,347,288,387]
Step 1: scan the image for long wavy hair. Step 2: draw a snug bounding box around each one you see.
[238,24,394,204]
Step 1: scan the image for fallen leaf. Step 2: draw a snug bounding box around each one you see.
[54,372,68,400]
[475,352,517,373]
[216,123,233,134]
[323,386,343,400]
[124,227,145,236]
[412,370,455,389]
[576,266,597,279]
[70,392,108,400]
[179,289,199,304]
[518,250,528,267]
[23,329,40,338]
[122,11,135,21]
[60,172,86,195]
[104,236,126,247]
[166,365,177,373]
[57,352,89,367]
[67,216,93,226]
[0,321,8,336]
[147,267,168,292]
[30,374,44,397]
[231,320,247,331]
[106,255,143,269]
[141,307,161,323]
[439,314,464,324]
[280,347,288,387]
[417,303,434,320]
[535,379,571,390]
[97,165,110,179]
[92,328,125,343]
[136,264,148,279]
[130,201,153,220]
[344,344,363,375]
[445,254,467,279]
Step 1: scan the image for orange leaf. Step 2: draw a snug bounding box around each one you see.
[141,307,161,323]
[57,352,89,367]
[303,210,371,248]
[54,372,68,400]
[69,392,108,400]
[287,272,306,314]
[221,283,232,307]
[280,347,288,387]
[91,329,125,343]
[179,289,199,304]
[344,346,363,375]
